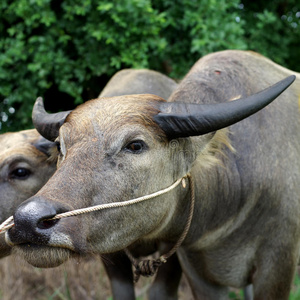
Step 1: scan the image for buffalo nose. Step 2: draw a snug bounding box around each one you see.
[7,197,66,246]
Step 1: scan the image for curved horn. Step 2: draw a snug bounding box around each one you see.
[32,97,72,141]
[154,75,296,139]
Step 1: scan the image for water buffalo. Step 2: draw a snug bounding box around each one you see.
[0,129,56,257]
[6,50,300,299]
[0,69,179,299]
[0,130,68,299]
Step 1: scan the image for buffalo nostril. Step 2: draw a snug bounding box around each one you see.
[37,219,59,230]
[8,197,72,246]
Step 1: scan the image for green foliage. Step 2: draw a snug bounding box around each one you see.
[151,0,246,76]
[228,289,244,299]
[289,273,300,300]
[0,0,299,132]
[0,0,166,131]
[240,0,300,68]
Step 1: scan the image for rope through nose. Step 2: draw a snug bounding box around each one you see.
[0,176,186,234]
[0,216,14,234]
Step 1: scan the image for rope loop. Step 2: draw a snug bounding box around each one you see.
[133,258,164,283]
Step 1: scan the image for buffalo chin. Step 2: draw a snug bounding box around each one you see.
[12,244,73,268]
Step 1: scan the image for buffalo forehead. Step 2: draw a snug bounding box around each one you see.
[0,130,48,166]
[63,95,166,140]
[0,130,40,150]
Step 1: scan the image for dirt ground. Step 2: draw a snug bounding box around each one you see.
[0,254,195,300]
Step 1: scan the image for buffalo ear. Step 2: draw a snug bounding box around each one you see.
[33,137,56,157]
[154,75,296,139]
[32,97,72,141]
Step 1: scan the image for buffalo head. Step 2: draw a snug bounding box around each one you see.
[0,129,56,257]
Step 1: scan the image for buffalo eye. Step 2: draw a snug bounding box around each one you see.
[124,140,147,154]
[10,168,31,180]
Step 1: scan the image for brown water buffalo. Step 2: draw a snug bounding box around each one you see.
[0,69,179,299]
[0,129,56,257]
[6,50,300,299]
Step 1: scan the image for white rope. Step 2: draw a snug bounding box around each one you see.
[0,216,14,234]
[0,176,186,235]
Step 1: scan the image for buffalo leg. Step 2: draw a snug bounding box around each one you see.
[102,252,135,300]
[177,249,229,300]
[252,242,299,300]
[148,253,182,300]
[244,284,253,300]
[185,275,228,300]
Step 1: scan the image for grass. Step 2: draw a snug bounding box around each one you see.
[1,254,300,299]
[228,289,244,300]
[289,274,300,300]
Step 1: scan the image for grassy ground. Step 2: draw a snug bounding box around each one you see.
[290,274,300,300]
[1,254,300,300]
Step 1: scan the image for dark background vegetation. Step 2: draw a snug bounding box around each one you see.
[0,0,299,132]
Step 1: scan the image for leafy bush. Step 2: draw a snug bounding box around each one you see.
[240,0,300,68]
[0,0,167,131]
[0,0,299,131]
